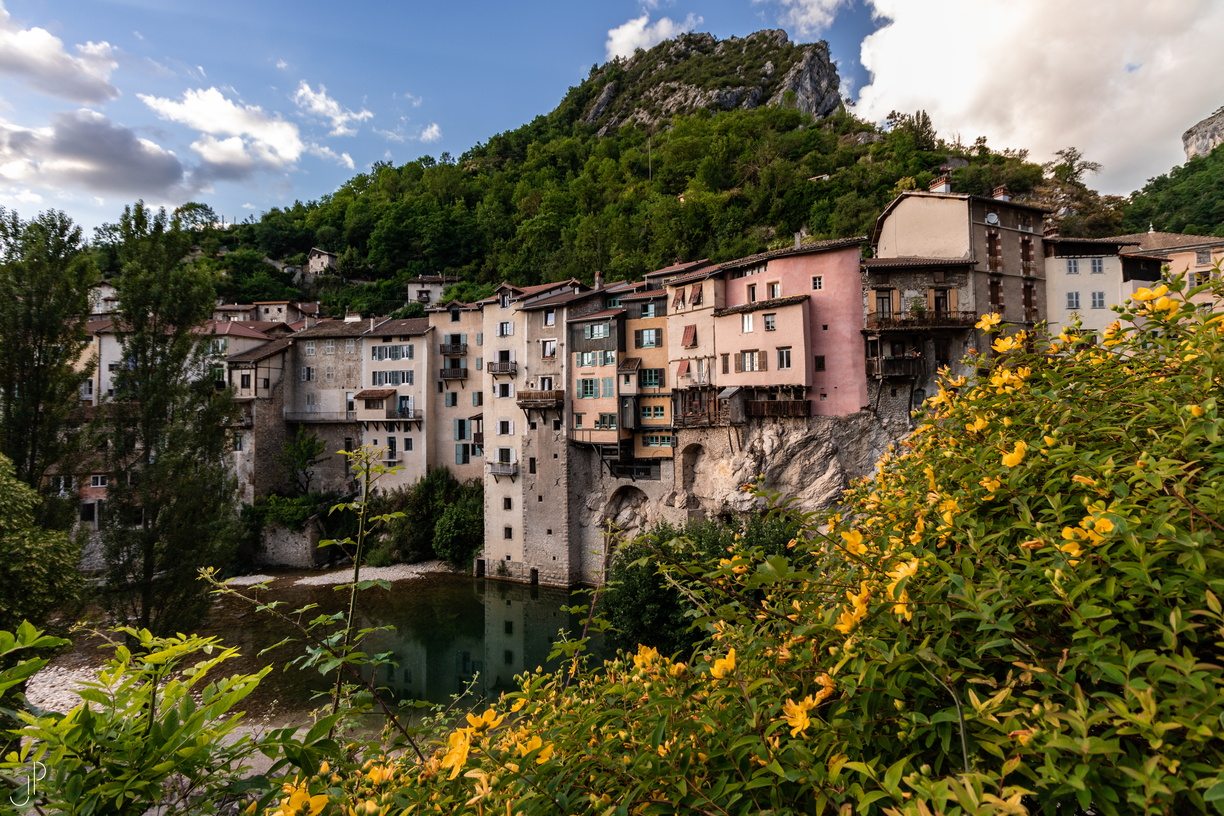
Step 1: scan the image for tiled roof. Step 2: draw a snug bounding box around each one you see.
[517,287,594,310]
[863,256,977,269]
[355,388,396,399]
[227,337,291,363]
[293,319,376,338]
[621,288,667,301]
[1102,231,1224,251]
[718,236,866,272]
[713,294,810,317]
[568,308,626,323]
[196,321,270,340]
[647,259,712,277]
[364,317,430,336]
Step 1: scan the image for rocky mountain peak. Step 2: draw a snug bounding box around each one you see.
[1183,106,1224,161]
[574,29,842,134]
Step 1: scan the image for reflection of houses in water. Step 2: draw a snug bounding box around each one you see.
[358,577,588,705]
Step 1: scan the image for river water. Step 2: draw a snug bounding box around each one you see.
[203,571,604,723]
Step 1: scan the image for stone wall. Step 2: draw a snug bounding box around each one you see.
[258,520,324,568]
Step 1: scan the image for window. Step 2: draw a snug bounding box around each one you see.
[763,313,777,331]
[503,497,513,510]
[639,368,663,389]
[450,308,460,323]
[573,413,584,428]
[90,474,108,488]
[579,378,598,398]
[497,419,514,435]
[601,376,614,397]
[576,351,596,368]
[602,350,616,366]
[777,347,792,369]
[364,398,384,410]
[445,391,457,407]
[635,328,661,348]
[300,366,314,382]
[1091,291,1106,309]
[323,340,335,355]
[767,282,781,299]
[747,283,757,302]
[305,393,317,407]
[497,321,513,337]
[1196,249,1211,265]
[370,344,413,361]
[472,391,483,407]
[497,382,513,398]
[811,276,823,291]
[499,292,511,308]
[528,457,536,474]
[741,313,754,333]
[405,437,413,451]
[504,526,513,539]
[240,373,251,389]
[1090,258,1104,275]
[721,354,729,374]
[875,291,892,318]
[541,339,556,358]
[455,444,470,465]
[304,340,316,356]
[681,324,697,348]
[640,404,665,420]
[643,434,674,448]
[1066,291,1081,310]
[1066,258,1080,275]
[583,322,609,340]
[345,339,355,353]
[372,370,414,386]
[640,302,658,318]
[544,308,556,326]
[596,412,617,429]
[814,355,826,372]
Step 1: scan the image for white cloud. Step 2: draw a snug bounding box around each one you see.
[306,142,355,170]
[605,13,703,60]
[755,0,851,36]
[275,58,288,70]
[0,3,118,102]
[0,109,187,195]
[418,122,441,143]
[399,91,423,107]
[138,87,303,167]
[292,81,373,137]
[853,0,1224,194]
[241,201,255,209]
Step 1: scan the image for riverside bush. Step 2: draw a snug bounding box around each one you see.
[275,273,1222,814]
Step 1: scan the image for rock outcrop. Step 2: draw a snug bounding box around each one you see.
[1183,106,1224,161]
[575,29,842,134]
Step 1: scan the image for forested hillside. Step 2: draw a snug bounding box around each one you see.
[198,32,1209,317]
[1122,144,1224,235]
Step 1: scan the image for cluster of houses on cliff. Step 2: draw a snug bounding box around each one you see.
[76,182,1224,586]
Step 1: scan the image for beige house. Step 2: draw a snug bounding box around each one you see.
[359,318,432,492]
[1043,238,1165,334]
[1103,229,1224,309]
[426,301,484,483]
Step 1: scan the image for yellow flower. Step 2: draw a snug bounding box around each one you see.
[440,728,472,779]
[834,582,871,634]
[841,529,867,556]
[1001,440,1028,468]
[966,415,988,433]
[980,475,1002,495]
[1132,284,1168,302]
[1071,474,1096,487]
[365,764,393,785]
[1189,404,1205,417]
[781,695,816,737]
[710,648,736,679]
[633,644,660,671]
[465,708,505,732]
[992,335,1020,353]
[280,782,328,816]
[976,312,1002,331]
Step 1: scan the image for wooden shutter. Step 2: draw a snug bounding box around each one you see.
[677,359,690,378]
[758,351,768,372]
[682,324,696,347]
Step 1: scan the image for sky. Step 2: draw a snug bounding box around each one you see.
[1,0,1222,233]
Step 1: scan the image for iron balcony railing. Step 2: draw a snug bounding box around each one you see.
[865,311,978,331]
[487,361,518,376]
[440,367,469,380]
[488,462,519,477]
[866,357,925,378]
[439,342,467,355]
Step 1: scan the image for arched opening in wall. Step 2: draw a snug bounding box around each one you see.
[680,442,713,507]
[600,485,651,567]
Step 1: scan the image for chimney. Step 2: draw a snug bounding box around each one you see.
[594,270,603,290]
[992,184,1011,201]
[794,232,802,249]
[343,312,361,323]
[929,175,952,194]
[369,317,374,332]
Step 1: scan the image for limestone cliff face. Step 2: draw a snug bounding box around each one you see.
[1183,106,1224,161]
[575,30,842,135]
[568,412,904,584]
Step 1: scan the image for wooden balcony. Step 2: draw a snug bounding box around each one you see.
[283,409,356,422]
[866,311,978,331]
[472,431,483,447]
[439,342,467,355]
[487,361,518,376]
[440,367,468,380]
[488,462,519,478]
[516,389,564,409]
[747,400,810,418]
[866,356,925,378]
[395,408,423,420]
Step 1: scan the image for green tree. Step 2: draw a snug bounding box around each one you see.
[431,481,484,567]
[0,453,80,630]
[0,208,97,487]
[96,202,240,634]
[279,426,328,495]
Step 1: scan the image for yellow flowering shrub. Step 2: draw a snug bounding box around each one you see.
[261,274,1223,814]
